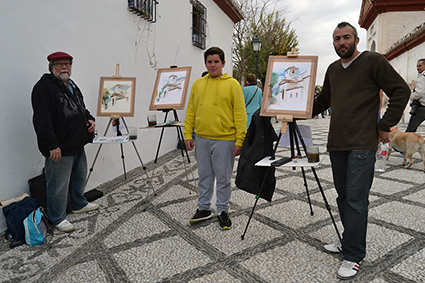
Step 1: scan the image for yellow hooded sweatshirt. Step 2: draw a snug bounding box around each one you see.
[184,73,247,146]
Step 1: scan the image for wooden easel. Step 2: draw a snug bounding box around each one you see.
[86,64,156,206]
[150,64,197,190]
[241,50,342,243]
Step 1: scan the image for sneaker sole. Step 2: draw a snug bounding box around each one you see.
[54,225,74,232]
[337,273,357,280]
[322,245,342,253]
[72,204,100,214]
[189,213,213,224]
[221,225,231,230]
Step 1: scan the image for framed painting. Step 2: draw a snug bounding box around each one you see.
[260,56,318,119]
[97,77,136,117]
[149,66,192,110]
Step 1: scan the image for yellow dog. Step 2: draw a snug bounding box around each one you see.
[387,127,425,172]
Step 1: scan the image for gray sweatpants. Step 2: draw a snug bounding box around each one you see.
[194,134,235,213]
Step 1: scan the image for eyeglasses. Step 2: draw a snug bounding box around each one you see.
[53,62,72,68]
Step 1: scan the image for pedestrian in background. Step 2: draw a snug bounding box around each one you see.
[243,73,262,129]
[405,58,425,132]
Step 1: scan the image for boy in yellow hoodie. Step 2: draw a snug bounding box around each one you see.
[184,47,247,229]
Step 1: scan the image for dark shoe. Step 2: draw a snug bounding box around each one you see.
[189,209,213,224]
[217,211,232,230]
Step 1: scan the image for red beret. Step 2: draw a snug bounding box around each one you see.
[47,52,73,62]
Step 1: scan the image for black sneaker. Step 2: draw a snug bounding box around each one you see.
[217,211,232,230]
[189,209,213,224]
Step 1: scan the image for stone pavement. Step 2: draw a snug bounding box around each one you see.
[1,117,425,283]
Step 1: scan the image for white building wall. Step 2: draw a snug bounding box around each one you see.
[0,0,236,233]
[366,11,425,53]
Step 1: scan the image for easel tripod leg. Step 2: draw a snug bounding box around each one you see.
[311,167,342,244]
[291,121,314,215]
[85,118,113,186]
[241,167,270,240]
[300,167,314,216]
[86,143,103,187]
[120,118,157,206]
[154,111,170,164]
[120,143,127,179]
[176,127,196,191]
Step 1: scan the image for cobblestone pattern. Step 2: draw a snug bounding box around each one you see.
[1,118,425,283]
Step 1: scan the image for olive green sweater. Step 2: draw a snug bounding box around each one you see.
[313,51,410,151]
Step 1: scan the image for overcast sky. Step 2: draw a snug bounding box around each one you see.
[286,0,367,85]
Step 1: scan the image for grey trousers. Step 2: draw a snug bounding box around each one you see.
[194,134,235,213]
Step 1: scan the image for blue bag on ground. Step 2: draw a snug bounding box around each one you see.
[2,196,39,248]
[23,206,53,246]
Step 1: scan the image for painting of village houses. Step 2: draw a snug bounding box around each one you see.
[149,66,191,110]
[97,77,136,117]
[261,56,318,119]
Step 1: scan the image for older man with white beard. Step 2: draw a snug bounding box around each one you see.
[31,52,99,233]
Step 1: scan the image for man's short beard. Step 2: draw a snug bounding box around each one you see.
[335,42,356,59]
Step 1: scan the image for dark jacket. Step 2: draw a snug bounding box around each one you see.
[236,110,278,202]
[32,73,95,157]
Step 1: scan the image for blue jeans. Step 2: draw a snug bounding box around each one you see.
[330,150,375,263]
[45,151,89,225]
[406,107,425,132]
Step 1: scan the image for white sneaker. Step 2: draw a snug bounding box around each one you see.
[323,243,342,253]
[72,202,99,213]
[337,260,361,280]
[54,219,74,232]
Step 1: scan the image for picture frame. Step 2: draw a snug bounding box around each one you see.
[260,55,318,119]
[97,77,136,117]
[149,66,192,110]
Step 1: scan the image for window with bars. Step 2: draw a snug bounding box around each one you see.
[128,0,158,23]
[191,0,207,50]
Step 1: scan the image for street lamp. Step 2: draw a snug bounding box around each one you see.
[251,36,262,79]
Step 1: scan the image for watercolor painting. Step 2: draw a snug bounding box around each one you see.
[149,66,191,110]
[261,56,318,119]
[97,77,136,117]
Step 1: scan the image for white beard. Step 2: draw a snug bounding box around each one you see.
[58,72,70,82]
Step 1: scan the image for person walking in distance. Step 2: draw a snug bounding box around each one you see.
[406,59,425,132]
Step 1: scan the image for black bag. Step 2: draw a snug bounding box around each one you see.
[28,169,47,212]
[84,189,103,202]
[28,168,103,211]
[2,196,39,248]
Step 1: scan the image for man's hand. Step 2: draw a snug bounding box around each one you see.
[87,120,96,133]
[233,145,242,157]
[185,139,194,151]
[50,147,62,162]
[378,129,391,144]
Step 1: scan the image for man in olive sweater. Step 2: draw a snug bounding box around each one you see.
[313,22,410,279]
